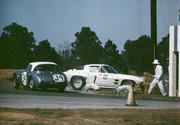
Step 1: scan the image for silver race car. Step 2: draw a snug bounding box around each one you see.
[13,62,67,91]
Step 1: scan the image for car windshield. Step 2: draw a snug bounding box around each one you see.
[26,64,32,71]
[101,66,118,73]
[75,65,84,70]
[34,64,60,72]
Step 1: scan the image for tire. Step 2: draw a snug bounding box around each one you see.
[29,79,36,90]
[13,79,20,89]
[121,80,132,85]
[70,76,85,90]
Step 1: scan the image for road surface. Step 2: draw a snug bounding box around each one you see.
[0,85,179,109]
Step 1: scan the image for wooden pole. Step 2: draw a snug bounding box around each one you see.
[151,0,157,60]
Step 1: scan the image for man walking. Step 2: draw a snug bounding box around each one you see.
[148,59,167,96]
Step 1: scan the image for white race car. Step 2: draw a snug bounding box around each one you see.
[64,64,143,90]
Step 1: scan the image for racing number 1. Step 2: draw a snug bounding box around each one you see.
[93,75,97,83]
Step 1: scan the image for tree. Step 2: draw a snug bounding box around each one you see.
[122,35,153,75]
[0,22,35,68]
[58,41,76,71]
[157,34,169,73]
[103,40,128,73]
[71,27,104,65]
[33,40,59,63]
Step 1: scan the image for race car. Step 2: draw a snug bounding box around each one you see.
[13,62,67,91]
[64,64,143,90]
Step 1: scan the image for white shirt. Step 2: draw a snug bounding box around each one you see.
[154,65,164,80]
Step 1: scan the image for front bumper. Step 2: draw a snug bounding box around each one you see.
[39,81,67,88]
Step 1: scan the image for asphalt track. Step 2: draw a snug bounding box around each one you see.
[0,85,180,109]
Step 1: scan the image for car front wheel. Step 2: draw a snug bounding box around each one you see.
[70,76,85,90]
[13,79,20,89]
[121,80,132,85]
[29,79,36,90]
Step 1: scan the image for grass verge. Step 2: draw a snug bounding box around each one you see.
[0,108,180,125]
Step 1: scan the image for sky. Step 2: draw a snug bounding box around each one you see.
[0,0,180,53]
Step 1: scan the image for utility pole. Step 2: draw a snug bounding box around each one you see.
[151,0,157,60]
[179,9,180,22]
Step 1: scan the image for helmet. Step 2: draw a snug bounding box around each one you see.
[152,59,160,65]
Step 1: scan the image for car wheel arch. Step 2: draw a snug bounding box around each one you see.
[29,74,40,87]
[121,80,136,85]
[70,75,86,83]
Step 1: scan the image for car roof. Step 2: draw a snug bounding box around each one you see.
[29,62,57,71]
[85,64,109,67]
[30,62,57,66]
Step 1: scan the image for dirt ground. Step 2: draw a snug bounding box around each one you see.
[0,108,180,125]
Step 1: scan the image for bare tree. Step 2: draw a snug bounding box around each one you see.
[58,41,76,71]
[58,41,72,60]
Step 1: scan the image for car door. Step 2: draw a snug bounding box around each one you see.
[105,73,119,87]
[86,66,99,83]
[95,72,108,86]
[102,66,118,88]
[87,66,108,86]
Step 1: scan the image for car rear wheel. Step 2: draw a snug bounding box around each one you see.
[13,79,20,89]
[70,76,85,90]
